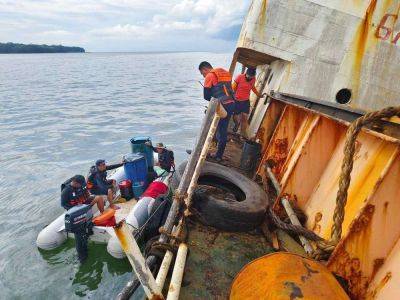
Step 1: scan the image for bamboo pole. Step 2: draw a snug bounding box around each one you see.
[155,250,174,288]
[265,166,314,255]
[155,224,180,290]
[117,98,219,300]
[166,243,188,300]
[266,166,281,195]
[158,101,224,297]
[164,101,225,298]
[114,221,163,299]
[184,103,225,213]
[281,197,314,254]
[177,99,219,192]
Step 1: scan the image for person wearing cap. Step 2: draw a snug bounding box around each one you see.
[87,159,124,208]
[145,142,175,172]
[232,67,266,138]
[61,175,105,212]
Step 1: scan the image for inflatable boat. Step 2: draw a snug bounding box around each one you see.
[36,137,174,260]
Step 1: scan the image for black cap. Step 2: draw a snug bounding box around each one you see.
[198,61,212,70]
[72,175,86,187]
[246,67,256,76]
[96,159,105,166]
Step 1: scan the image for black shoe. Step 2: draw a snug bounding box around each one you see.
[186,149,192,155]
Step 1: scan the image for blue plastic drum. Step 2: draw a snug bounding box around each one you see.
[132,182,146,198]
[123,154,148,198]
[130,136,154,169]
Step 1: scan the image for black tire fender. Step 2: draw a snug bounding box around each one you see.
[174,160,269,232]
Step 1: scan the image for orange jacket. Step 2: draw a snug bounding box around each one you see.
[204,68,234,104]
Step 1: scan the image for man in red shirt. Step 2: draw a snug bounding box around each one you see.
[232,67,265,137]
[199,61,235,161]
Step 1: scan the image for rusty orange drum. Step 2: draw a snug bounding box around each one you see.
[230,252,349,300]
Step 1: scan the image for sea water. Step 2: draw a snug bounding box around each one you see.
[0,52,231,299]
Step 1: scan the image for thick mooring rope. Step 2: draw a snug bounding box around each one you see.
[268,106,400,260]
[330,106,400,243]
[268,207,323,241]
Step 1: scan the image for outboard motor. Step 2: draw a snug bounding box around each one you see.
[64,204,93,262]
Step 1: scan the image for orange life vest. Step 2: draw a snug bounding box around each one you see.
[69,189,89,207]
[209,68,234,104]
[92,208,116,226]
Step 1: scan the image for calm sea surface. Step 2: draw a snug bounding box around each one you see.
[0,52,231,299]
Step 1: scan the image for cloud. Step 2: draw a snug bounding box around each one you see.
[40,30,73,36]
[211,24,243,41]
[90,24,149,38]
[0,0,251,51]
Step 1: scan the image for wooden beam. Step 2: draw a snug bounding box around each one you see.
[114,221,163,299]
[229,49,240,75]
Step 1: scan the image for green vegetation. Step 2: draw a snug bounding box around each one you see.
[0,42,85,54]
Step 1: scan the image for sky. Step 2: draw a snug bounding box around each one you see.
[0,0,251,52]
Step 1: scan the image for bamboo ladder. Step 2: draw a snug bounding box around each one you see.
[115,98,226,300]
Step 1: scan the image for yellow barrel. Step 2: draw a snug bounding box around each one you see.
[230,252,349,300]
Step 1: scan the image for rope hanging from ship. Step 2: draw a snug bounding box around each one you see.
[269,105,400,260]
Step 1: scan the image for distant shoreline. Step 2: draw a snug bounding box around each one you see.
[0,49,231,55]
[0,42,85,54]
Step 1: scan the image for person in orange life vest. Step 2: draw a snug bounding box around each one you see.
[232,67,266,138]
[199,61,235,162]
[61,175,105,212]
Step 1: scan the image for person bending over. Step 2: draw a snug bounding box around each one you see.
[146,142,175,172]
[198,61,235,162]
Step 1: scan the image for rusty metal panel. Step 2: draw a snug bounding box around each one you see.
[280,117,347,209]
[237,0,400,111]
[279,113,320,187]
[328,150,400,299]
[257,100,400,299]
[304,131,398,240]
[367,237,400,299]
[255,100,285,153]
[257,105,308,180]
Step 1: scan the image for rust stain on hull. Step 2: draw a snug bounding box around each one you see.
[371,258,385,279]
[258,0,268,30]
[267,138,289,178]
[351,0,378,99]
[328,204,375,299]
[367,272,392,299]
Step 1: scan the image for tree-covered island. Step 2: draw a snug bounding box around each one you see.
[0,42,85,54]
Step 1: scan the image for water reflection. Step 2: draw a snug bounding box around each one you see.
[39,240,131,296]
